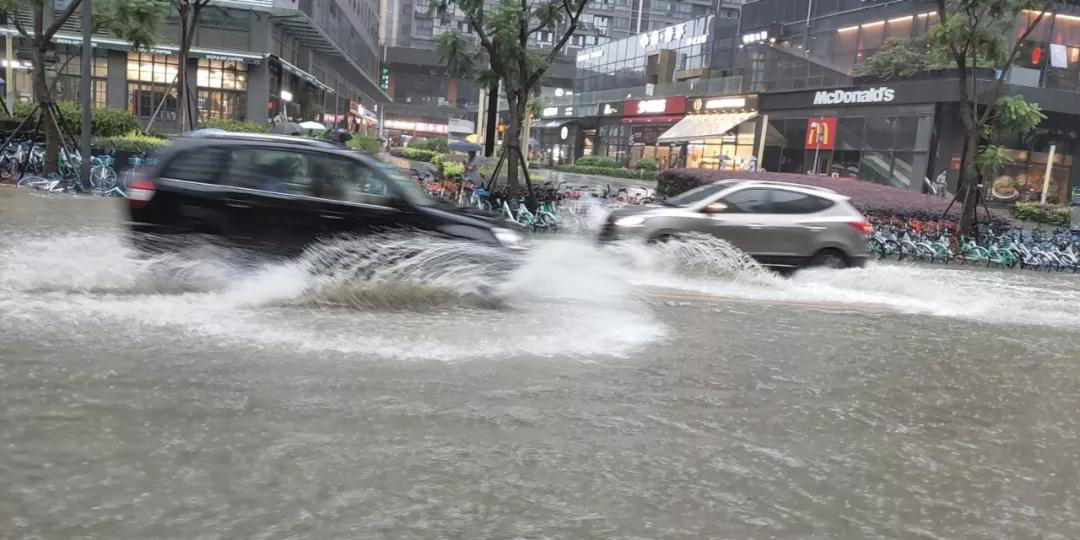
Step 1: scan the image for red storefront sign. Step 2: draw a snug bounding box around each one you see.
[805,117,837,151]
[623,96,686,117]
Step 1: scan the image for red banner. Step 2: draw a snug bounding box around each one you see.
[623,96,686,116]
[805,117,837,151]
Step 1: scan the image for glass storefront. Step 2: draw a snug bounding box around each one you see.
[684,121,757,170]
[127,53,180,119]
[196,59,248,120]
[761,110,933,191]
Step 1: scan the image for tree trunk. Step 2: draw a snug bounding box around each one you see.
[177,7,190,132]
[955,101,981,235]
[505,93,521,196]
[31,45,59,173]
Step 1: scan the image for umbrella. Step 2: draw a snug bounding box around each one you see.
[299,121,326,130]
[272,121,303,135]
[448,140,483,153]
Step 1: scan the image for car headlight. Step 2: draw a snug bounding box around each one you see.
[614,215,646,227]
[493,227,523,248]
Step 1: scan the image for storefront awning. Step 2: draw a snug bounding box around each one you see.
[657,112,758,144]
[268,54,334,94]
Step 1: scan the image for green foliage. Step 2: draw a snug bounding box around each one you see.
[94,0,170,51]
[410,138,449,153]
[441,161,466,182]
[634,158,658,171]
[975,144,1013,177]
[95,131,169,154]
[348,135,381,154]
[992,95,1046,133]
[574,155,618,168]
[434,30,477,77]
[197,118,271,133]
[1010,202,1072,226]
[555,164,652,179]
[5,101,138,137]
[90,107,140,137]
[397,147,440,162]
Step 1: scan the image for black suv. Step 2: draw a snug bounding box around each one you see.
[126,131,523,254]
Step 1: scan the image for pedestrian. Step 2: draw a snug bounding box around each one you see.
[933,170,949,197]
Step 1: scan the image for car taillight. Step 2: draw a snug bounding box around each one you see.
[847,220,873,234]
[127,178,156,206]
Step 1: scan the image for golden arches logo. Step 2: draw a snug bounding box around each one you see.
[806,120,830,147]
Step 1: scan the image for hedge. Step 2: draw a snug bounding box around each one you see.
[392,147,441,162]
[574,155,618,168]
[634,158,658,171]
[4,101,138,137]
[348,135,381,154]
[410,137,449,153]
[95,131,170,154]
[555,164,655,180]
[656,168,1012,220]
[1010,202,1072,226]
[198,118,271,134]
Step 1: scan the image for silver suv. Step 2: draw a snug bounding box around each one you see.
[600,180,871,269]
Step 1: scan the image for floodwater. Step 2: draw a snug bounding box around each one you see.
[3,188,1080,539]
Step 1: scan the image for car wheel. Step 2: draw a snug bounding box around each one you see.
[810,248,848,269]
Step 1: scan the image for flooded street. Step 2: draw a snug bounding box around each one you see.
[3,188,1080,538]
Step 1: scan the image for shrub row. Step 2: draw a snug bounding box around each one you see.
[555,164,655,180]
[655,168,1013,221]
[574,155,618,168]
[1010,202,1072,226]
[197,118,271,134]
[391,147,440,162]
[4,101,139,138]
[95,131,170,154]
[348,135,381,154]
[409,137,449,153]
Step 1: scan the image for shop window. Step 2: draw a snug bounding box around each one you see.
[858,150,893,186]
[889,152,918,190]
[830,150,861,177]
[865,116,895,150]
[127,53,180,118]
[196,59,248,120]
[837,116,865,150]
[128,82,176,119]
[893,117,920,150]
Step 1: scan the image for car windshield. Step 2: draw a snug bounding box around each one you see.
[663,183,732,207]
[372,161,435,207]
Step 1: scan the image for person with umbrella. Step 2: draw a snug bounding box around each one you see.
[449,140,483,184]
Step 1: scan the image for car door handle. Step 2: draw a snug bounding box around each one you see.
[803,225,827,231]
[226,199,251,209]
[319,212,346,220]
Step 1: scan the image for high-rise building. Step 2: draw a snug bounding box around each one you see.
[377,0,741,138]
[1,0,388,130]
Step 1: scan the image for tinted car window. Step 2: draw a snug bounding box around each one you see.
[769,190,834,214]
[720,188,772,213]
[160,148,227,183]
[225,148,312,194]
[309,154,397,206]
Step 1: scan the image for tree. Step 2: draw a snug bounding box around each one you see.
[855,0,1050,232]
[931,0,1050,232]
[0,0,165,171]
[430,0,591,203]
[173,0,211,132]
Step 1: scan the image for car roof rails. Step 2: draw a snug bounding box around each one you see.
[184,129,338,149]
[741,180,838,194]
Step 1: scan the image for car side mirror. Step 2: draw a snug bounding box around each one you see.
[703,202,728,214]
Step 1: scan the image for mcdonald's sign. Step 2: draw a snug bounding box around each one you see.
[805,117,837,151]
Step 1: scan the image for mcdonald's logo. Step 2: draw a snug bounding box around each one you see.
[805,117,837,151]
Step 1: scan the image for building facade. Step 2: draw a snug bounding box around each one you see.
[3,0,388,132]
[377,0,736,142]
[531,0,1080,203]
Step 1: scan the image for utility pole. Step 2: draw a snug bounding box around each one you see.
[79,0,92,190]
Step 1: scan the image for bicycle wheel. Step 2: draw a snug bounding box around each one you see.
[0,157,17,180]
[91,166,119,191]
[17,174,49,188]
